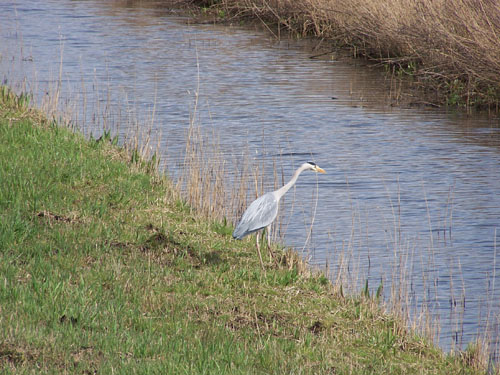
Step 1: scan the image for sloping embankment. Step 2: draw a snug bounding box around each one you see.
[0,85,489,373]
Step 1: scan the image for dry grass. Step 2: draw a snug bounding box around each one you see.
[195,0,500,110]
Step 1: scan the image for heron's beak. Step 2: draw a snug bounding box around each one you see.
[315,166,326,174]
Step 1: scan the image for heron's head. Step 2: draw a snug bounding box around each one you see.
[305,161,326,174]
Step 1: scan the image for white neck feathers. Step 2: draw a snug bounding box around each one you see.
[274,163,310,200]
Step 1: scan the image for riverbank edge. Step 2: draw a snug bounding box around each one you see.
[0,86,489,373]
[183,0,500,113]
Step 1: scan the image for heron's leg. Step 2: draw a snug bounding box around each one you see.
[266,225,273,262]
[256,232,265,270]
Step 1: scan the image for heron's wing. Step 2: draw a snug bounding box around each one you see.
[232,193,278,239]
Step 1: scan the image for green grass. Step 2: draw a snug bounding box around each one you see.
[0,87,486,374]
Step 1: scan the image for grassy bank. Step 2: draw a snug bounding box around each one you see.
[191,0,500,111]
[0,86,487,374]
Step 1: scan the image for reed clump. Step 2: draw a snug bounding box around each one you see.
[194,0,500,110]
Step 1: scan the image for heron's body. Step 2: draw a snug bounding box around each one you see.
[232,162,325,268]
[232,192,279,240]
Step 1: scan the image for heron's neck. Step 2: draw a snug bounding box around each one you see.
[275,165,307,199]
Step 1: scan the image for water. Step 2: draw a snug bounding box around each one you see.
[1,0,499,356]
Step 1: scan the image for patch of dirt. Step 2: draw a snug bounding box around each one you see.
[0,342,36,366]
[59,314,78,325]
[35,210,78,224]
[143,226,223,267]
[225,309,291,337]
[309,320,325,334]
[106,240,133,249]
[71,345,104,373]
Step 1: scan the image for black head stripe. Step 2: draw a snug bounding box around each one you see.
[307,161,317,166]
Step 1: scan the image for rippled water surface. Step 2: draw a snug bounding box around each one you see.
[1,0,499,355]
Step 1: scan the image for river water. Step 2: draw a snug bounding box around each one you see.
[1,0,499,357]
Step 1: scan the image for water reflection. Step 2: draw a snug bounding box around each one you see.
[1,0,499,357]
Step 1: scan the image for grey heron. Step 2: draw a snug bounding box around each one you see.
[232,161,326,269]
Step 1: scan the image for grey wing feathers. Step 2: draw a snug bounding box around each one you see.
[232,193,278,239]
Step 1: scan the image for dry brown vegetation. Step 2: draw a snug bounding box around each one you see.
[194,0,500,110]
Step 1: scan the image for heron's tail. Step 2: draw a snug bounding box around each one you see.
[232,222,248,240]
[232,228,244,240]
